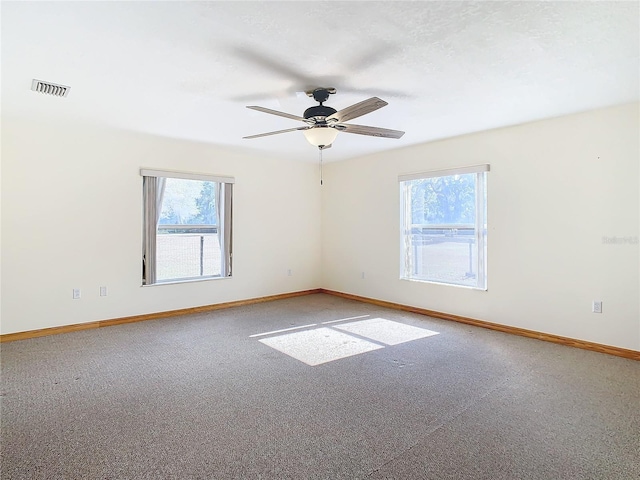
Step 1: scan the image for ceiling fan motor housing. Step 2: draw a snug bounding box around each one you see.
[304,105,337,123]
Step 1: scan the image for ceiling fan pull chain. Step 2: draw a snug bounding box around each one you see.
[319,147,323,186]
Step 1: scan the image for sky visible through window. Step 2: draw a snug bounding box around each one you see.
[159,178,217,225]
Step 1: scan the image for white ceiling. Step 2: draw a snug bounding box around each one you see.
[2,1,638,162]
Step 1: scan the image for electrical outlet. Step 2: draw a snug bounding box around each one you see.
[72,288,81,299]
[287,269,292,276]
[100,286,107,297]
[592,301,602,313]
[361,272,365,279]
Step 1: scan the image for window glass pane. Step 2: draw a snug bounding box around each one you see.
[410,174,475,225]
[401,172,486,289]
[408,230,478,287]
[159,179,217,225]
[156,179,221,282]
[156,233,221,280]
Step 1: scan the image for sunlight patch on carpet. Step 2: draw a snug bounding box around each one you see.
[333,318,439,345]
[259,327,383,366]
[255,317,439,366]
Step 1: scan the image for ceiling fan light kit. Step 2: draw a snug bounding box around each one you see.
[243,87,404,149]
[303,126,339,148]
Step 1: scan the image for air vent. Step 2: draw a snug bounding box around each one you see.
[31,79,70,97]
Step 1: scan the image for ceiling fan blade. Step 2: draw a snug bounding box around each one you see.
[233,47,314,86]
[231,47,341,97]
[337,123,405,139]
[243,126,310,140]
[337,86,413,100]
[326,97,388,123]
[247,106,310,123]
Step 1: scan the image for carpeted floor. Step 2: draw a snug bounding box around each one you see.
[1,293,639,479]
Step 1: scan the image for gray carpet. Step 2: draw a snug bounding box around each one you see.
[1,293,639,479]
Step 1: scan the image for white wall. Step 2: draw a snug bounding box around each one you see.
[322,103,640,351]
[1,117,322,334]
[3,104,639,351]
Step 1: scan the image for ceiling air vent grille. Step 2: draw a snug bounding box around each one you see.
[31,79,70,97]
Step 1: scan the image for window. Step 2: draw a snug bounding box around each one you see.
[400,165,488,289]
[141,169,233,285]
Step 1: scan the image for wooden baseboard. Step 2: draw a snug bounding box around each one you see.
[0,289,322,343]
[319,289,640,361]
[3,287,638,361]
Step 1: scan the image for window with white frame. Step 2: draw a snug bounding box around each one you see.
[400,165,488,289]
[141,169,233,285]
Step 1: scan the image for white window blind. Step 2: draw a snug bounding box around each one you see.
[140,168,234,184]
[399,164,490,182]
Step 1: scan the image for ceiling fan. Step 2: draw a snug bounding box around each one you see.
[243,88,405,149]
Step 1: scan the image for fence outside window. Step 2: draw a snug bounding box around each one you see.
[405,225,479,287]
[156,225,221,281]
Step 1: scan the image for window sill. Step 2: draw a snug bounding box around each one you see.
[142,275,232,287]
[400,277,487,291]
